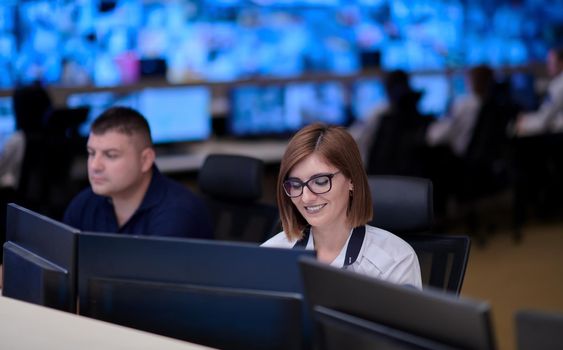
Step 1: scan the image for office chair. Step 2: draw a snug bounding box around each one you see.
[401,234,470,295]
[368,175,434,234]
[368,175,471,295]
[198,154,280,243]
[515,309,563,350]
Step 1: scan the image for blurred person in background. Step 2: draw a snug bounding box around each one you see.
[515,46,563,136]
[0,83,52,266]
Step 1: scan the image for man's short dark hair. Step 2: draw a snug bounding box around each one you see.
[91,106,153,146]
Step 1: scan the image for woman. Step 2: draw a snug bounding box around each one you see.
[262,123,422,289]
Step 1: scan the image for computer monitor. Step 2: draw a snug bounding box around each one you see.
[0,95,16,151]
[351,78,387,121]
[299,259,496,350]
[450,73,468,98]
[313,306,456,350]
[284,81,347,127]
[2,203,79,313]
[78,232,316,350]
[229,84,296,138]
[137,86,212,144]
[229,81,347,138]
[410,74,450,118]
[67,85,212,145]
[66,90,138,136]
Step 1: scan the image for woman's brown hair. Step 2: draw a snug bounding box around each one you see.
[277,123,373,240]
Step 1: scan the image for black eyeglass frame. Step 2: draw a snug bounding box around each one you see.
[282,171,341,198]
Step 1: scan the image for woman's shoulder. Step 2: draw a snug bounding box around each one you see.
[363,225,417,256]
[260,231,298,248]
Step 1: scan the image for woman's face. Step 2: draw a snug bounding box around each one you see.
[287,153,353,232]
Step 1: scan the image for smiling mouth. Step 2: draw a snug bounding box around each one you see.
[304,204,326,213]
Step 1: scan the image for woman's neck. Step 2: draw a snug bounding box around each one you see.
[312,222,354,264]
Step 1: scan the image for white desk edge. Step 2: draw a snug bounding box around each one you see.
[0,295,215,350]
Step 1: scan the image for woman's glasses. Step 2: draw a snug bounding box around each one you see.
[282,171,341,198]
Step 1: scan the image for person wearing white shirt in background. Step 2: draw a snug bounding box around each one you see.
[424,65,497,219]
[515,47,563,136]
[426,65,495,157]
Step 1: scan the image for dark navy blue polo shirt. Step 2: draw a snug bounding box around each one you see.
[63,167,213,239]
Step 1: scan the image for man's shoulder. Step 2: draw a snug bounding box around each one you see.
[149,173,206,215]
[63,187,108,228]
[68,187,113,216]
[158,174,192,191]
[158,175,200,202]
[69,187,102,205]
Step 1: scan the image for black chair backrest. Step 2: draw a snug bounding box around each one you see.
[198,154,279,243]
[17,129,85,220]
[367,175,469,295]
[368,175,434,234]
[401,234,471,295]
[199,154,263,202]
[516,309,563,350]
[366,109,430,177]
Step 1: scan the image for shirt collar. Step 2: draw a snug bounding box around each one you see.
[136,165,166,213]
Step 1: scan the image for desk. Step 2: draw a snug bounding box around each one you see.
[71,139,288,179]
[157,139,288,174]
[0,296,214,350]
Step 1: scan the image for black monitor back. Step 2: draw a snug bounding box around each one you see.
[300,259,496,350]
[313,306,457,350]
[78,232,316,350]
[2,203,79,312]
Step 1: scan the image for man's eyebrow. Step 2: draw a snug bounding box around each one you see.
[86,146,121,153]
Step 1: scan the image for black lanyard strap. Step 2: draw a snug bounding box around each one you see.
[293,226,366,267]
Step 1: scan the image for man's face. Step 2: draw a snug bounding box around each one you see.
[87,130,153,199]
[547,50,562,77]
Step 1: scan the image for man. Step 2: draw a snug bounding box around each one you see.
[515,46,563,136]
[64,106,213,239]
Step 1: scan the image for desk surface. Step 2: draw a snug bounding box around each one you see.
[157,139,288,174]
[71,139,288,179]
[0,296,214,350]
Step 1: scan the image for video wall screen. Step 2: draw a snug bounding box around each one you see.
[67,86,212,144]
[0,0,560,89]
[410,74,451,118]
[351,78,386,121]
[0,96,15,150]
[229,81,346,137]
